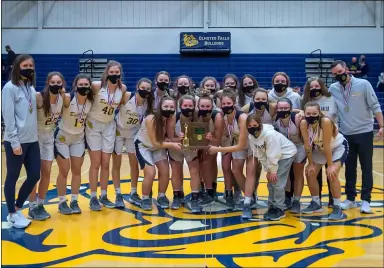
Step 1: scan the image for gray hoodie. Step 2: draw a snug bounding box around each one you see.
[268,87,302,109]
[248,124,297,173]
[2,81,38,148]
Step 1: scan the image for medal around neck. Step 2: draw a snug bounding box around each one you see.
[182,122,210,149]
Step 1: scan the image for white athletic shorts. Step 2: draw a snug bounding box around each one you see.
[38,129,54,161]
[221,137,247,160]
[168,148,198,163]
[85,119,116,153]
[294,144,307,164]
[114,128,138,155]
[54,128,85,159]
[134,140,168,170]
[312,139,349,165]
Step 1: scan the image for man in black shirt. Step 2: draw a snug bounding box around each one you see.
[347,57,359,75]
[355,55,369,79]
[4,45,16,80]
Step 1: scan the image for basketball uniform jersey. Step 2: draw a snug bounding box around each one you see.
[223,109,243,147]
[37,95,64,140]
[308,126,344,152]
[274,113,303,145]
[88,86,122,123]
[58,94,92,135]
[248,102,273,125]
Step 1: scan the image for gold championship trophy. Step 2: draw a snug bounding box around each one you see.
[182,122,209,149]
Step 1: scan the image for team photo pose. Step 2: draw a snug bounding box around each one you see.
[2,54,40,228]
[55,74,93,215]
[112,78,154,207]
[169,95,201,213]
[135,96,181,210]
[209,89,248,211]
[86,61,126,211]
[300,102,348,220]
[195,92,224,205]
[29,72,65,220]
[274,98,306,213]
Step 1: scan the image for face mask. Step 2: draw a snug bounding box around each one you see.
[274,83,287,93]
[222,105,234,115]
[161,109,175,118]
[107,74,120,84]
[243,85,254,93]
[177,86,189,95]
[254,101,268,110]
[181,108,194,117]
[335,73,348,84]
[138,89,150,99]
[157,82,169,91]
[49,85,62,94]
[20,68,34,80]
[276,110,291,120]
[310,88,322,98]
[198,109,212,118]
[248,126,262,138]
[226,85,236,90]
[305,115,320,125]
[77,86,90,96]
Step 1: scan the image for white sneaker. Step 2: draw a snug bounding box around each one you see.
[6,211,31,229]
[340,200,358,210]
[360,200,373,214]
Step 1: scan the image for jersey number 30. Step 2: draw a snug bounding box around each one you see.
[102,106,115,116]
[127,118,138,125]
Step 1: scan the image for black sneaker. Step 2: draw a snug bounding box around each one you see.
[302,200,323,214]
[70,200,82,214]
[198,192,215,207]
[264,207,275,220]
[284,196,292,211]
[269,207,286,221]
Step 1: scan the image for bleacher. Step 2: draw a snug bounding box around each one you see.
[2,53,383,111]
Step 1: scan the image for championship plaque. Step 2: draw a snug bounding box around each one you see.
[182,122,209,149]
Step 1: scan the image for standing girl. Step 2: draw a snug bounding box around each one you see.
[2,54,40,228]
[300,102,348,220]
[135,96,181,210]
[153,71,171,112]
[55,74,93,214]
[86,61,126,211]
[28,72,65,220]
[112,78,154,207]
[237,74,259,109]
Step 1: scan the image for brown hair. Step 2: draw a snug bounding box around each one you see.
[11,54,36,87]
[330,60,347,69]
[137,78,154,116]
[153,96,176,143]
[272,72,290,87]
[179,94,196,108]
[199,76,219,93]
[100,60,123,89]
[223,73,239,90]
[72,74,94,102]
[253,88,269,101]
[42,72,66,117]
[302,77,332,108]
[220,88,237,104]
[304,102,337,137]
[246,113,262,127]
[239,74,259,107]
[154,71,171,94]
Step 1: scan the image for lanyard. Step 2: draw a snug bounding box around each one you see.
[308,125,318,147]
[50,94,60,120]
[135,95,145,123]
[106,86,116,107]
[76,95,87,121]
[338,79,352,110]
[280,119,291,140]
[21,84,33,112]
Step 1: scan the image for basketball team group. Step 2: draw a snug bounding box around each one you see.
[2,54,383,229]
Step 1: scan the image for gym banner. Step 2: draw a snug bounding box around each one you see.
[180,32,231,53]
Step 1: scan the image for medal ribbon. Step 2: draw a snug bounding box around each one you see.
[76,95,87,123]
[106,86,116,107]
[280,118,291,140]
[21,84,33,111]
[338,80,352,108]
[135,96,145,123]
[308,125,318,147]
[226,116,234,142]
[50,94,60,121]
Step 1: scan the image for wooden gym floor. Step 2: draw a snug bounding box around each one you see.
[1,143,383,267]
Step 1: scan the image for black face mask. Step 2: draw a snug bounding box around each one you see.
[177,86,189,95]
[157,82,169,91]
[222,105,234,115]
[161,109,175,118]
[198,109,212,118]
[226,85,237,90]
[305,115,320,125]
[20,68,34,81]
[248,126,262,138]
[181,108,194,117]
[138,89,150,99]
[107,74,120,84]
[276,110,291,120]
[49,85,62,94]
[243,85,254,94]
[254,101,268,110]
[310,88,322,98]
[77,87,90,96]
[274,83,287,93]
[335,73,348,84]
